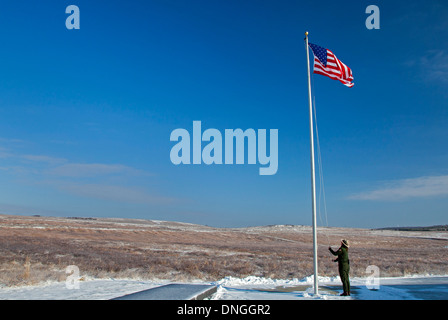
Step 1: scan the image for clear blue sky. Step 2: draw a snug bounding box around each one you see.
[0,0,447,228]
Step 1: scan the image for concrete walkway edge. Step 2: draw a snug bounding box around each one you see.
[111,284,217,300]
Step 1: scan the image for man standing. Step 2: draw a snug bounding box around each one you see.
[329,239,350,296]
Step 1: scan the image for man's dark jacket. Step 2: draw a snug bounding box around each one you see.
[329,246,349,271]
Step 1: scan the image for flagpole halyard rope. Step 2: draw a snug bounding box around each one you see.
[311,81,331,247]
[306,37,331,247]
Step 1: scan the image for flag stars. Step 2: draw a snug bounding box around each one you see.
[309,43,327,66]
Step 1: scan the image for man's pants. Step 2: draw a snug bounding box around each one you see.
[339,267,350,294]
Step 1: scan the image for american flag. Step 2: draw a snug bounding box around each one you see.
[309,43,354,88]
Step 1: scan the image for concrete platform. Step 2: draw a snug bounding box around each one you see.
[111,284,217,300]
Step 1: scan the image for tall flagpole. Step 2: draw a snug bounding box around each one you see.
[305,31,319,295]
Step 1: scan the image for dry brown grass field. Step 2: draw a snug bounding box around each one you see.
[0,214,447,287]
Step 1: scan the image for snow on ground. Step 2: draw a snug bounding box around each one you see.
[209,274,448,300]
[210,275,344,300]
[1,275,447,300]
[0,278,164,300]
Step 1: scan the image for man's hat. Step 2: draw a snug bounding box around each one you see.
[341,239,350,248]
